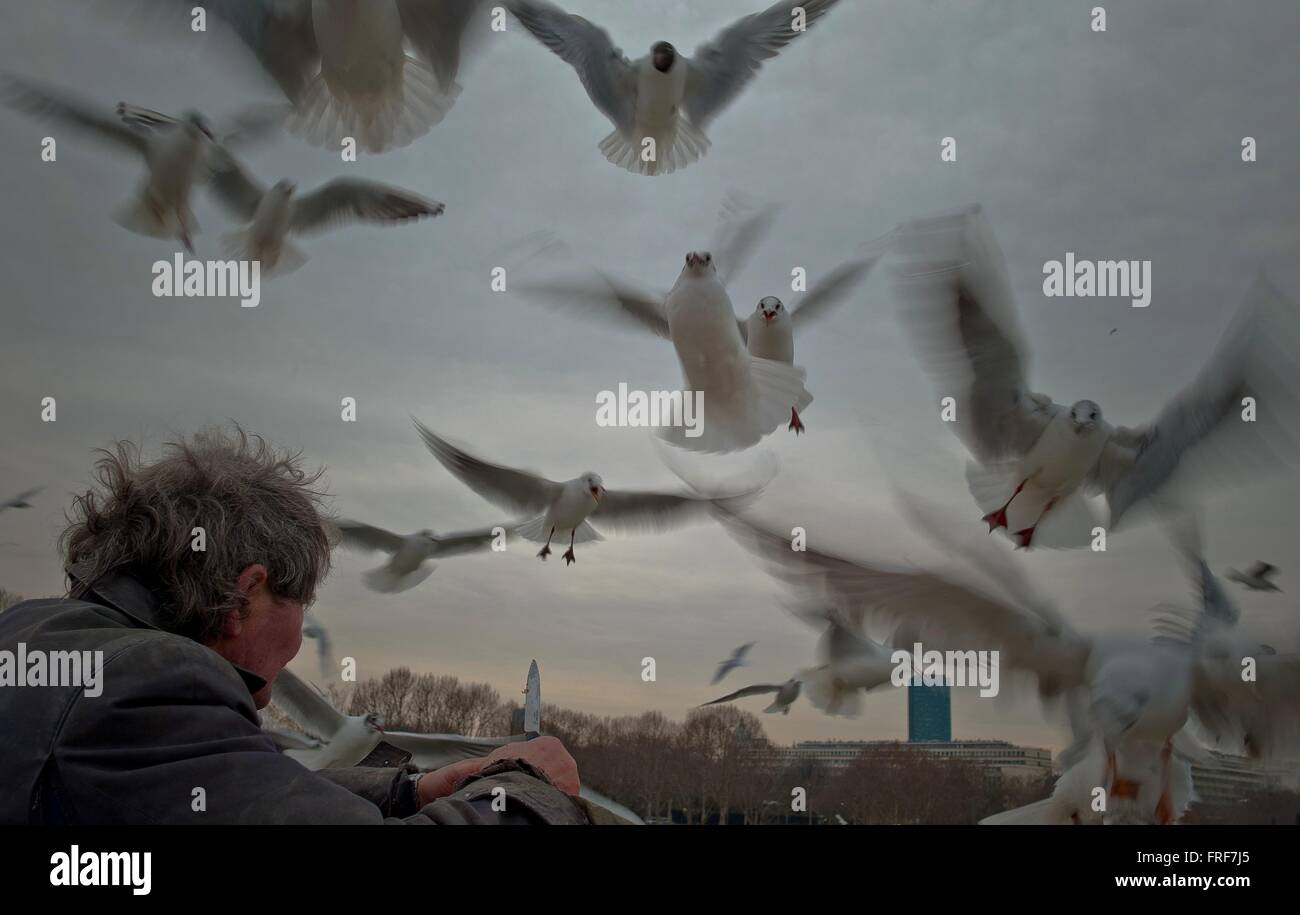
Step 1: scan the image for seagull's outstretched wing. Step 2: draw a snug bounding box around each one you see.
[1094,274,1300,527]
[1246,561,1277,579]
[513,270,671,340]
[789,255,879,330]
[715,506,1089,690]
[1,486,44,510]
[895,205,1057,463]
[270,667,345,742]
[590,489,718,535]
[383,730,517,770]
[290,180,444,235]
[1,75,148,156]
[698,683,783,707]
[414,421,561,516]
[335,520,406,555]
[710,192,779,287]
[683,0,842,130]
[1192,650,1300,759]
[506,0,636,132]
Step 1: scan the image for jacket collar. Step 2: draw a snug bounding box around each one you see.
[66,561,268,695]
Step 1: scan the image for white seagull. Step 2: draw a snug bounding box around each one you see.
[895,205,1300,549]
[0,76,277,252]
[414,420,762,564]
[207,148,443,274]
[335,519,504,593]
[505,0,842,175]
[135,0,486,152]
[299,611,333,680]
[699,677,802,715]
[270,667,385,770]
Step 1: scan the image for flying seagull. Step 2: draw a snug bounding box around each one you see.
[699,677,802,714]
[894,205,1300,549]
[207,146,443,275]
[270,667,384,770]
[127,0,487,153]
[0,75,277,251]
[1226,561,1281,592]
[505,0,842,175]
[0,487,43,513]
[335,519,504,592]
[711,642,754,684]
[299,611,333,681]
[414,420,763,563]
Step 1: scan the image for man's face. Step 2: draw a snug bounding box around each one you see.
[208,564,306,708]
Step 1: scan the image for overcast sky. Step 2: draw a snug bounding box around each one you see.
[1,0,1298,753]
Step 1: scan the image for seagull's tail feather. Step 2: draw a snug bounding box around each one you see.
[363,563,434,594]
[657,358,812,453]
[512,516,603,545]
[221,229,306,277]
[288,55,456,153]
[750,356,813,429]
[800,666,863,717]
[598,119,711,177]
[113,194,190,241]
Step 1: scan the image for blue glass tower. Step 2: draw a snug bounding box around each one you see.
[907,683,951,742]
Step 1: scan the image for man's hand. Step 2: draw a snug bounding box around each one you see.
[414,736,581,805]
[486,736,580,795]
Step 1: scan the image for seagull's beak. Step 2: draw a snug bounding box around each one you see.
[590,485,604,502]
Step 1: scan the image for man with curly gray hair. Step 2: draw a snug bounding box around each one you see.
[0,425,593,825]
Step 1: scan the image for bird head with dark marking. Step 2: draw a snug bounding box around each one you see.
[364,713,385,734]
[583,472,605,503]
[1069,399,1101,435]
[757,295,786,324]
[683,251,715,277]
[651,41,677,73]
[271,178,297,201]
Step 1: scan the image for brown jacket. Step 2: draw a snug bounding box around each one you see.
[0,568,591,825]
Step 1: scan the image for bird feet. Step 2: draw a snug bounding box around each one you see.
[982,507,1009,532]
[562,547,576,566]
[1111,777,1141,800]
[537,544,552,561]
[1013,526,1036,550]
[1154,791,1174,825]
[788,408,805,435]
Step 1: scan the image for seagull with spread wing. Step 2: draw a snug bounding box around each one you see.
[894,205,1300,549]
[335,519,504,593]
[711,642,754,684]
[718,497,1300,822]
[206,147,443,274]
[0,75,278,252]
[505,0,843,175]
[127,0,486,153]
[1226,561,1281,593]
[269,667,385,770]
[413,419,764,565]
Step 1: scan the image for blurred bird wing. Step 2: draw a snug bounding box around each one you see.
[514,270,670,340]
[1096,274,1300,527]
[683,0,842,130]
[335,519,407,554]
[271,667,345,740]
[818,618,887,666]
[430,526,504,558]
[1247,561,1277,578]
[383,730,514,769]
[207,146,266,222]
[715,506,1089,687]
[397,0,485,90]
[732,641,756,661]
[2,76,148,156]
[710,192,779,286]
[590,489,717,535]
[198,0,319,102]
[894,206,1056,462]
[414,420,561,516]
[290,179,444,235]
[699,683,783,706]
[790,255,880,330]
[263,725,321,752]
[1192,650,1300,759]
[506,0,636,132]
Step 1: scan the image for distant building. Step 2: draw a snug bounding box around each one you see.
[758,739,1052,781]
[907,683,951,742]
[1192,750,1300,806]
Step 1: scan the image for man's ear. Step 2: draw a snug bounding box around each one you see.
[223,564,268,639]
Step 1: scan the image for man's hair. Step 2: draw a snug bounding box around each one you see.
[60,425,333,642]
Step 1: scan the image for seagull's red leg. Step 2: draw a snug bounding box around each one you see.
[982,480,1026,532]
[537,526,554,560]
[562,529,577,565]
[1154,738,1174,824]
[788,407,805,435]
[1013,496,1057,550]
